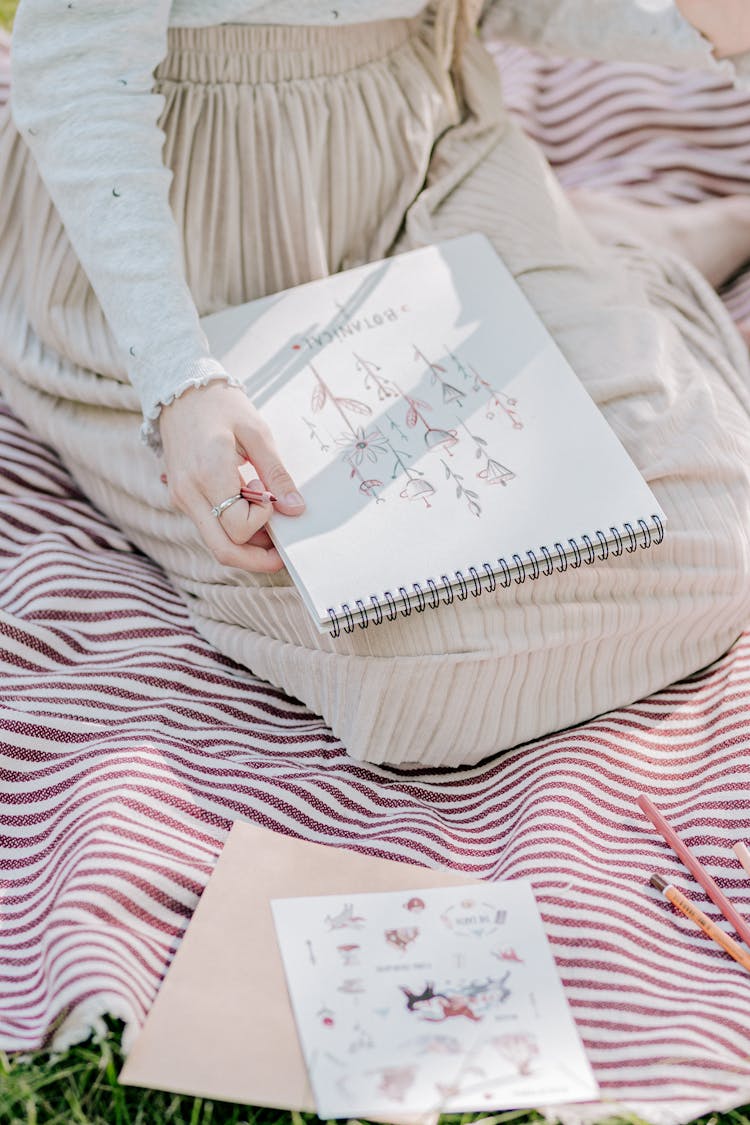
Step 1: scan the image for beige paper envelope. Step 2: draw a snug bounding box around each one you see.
[120,818,475,1113]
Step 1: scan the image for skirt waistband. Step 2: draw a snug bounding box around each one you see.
[157,19,418,85]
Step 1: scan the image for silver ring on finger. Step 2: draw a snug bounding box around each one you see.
[210,493,244,519]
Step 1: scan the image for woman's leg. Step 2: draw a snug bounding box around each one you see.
[568,190,750,290]
[376,37,750,764]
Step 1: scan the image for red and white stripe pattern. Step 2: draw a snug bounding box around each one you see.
[2,36,750,1125]
[492,43,750,327]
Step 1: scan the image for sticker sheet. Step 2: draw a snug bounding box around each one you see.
[271,881,598,1117]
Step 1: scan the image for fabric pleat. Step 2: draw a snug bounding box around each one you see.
[0,3,748,765]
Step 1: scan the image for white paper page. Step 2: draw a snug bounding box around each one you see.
[271,883,598,1119]
[203,235,664,630]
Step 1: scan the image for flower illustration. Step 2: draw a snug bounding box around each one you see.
[336,425,389,464]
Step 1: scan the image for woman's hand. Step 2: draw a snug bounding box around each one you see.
[158,381,305,574]
[677,0,750,58]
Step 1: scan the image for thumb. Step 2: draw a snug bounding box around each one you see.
[240,427,306,517]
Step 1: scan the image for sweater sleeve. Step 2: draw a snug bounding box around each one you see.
[11,0,241,451]
[481,0,750,86]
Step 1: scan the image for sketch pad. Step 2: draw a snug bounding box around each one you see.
[202,234,665,635]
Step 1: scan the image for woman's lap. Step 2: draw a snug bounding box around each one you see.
[0,23,748,764]
[188,118,750,764]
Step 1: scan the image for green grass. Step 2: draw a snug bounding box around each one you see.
[0,1022,548,1125]
[0,0,16,31]
[0,1021,747,1125]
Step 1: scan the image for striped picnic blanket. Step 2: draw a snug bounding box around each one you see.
[2,30,750,1125]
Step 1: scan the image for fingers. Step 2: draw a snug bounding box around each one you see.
[213,476,271,548]
[159,384,302,575]
[220,494,272,547]
[168,446,283,574]
[188,483,283,574]
[237,420,306,517]
[247,526,274,549]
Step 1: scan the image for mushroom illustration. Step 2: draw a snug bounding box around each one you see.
[399,478,435,507]
[337,943,360,965]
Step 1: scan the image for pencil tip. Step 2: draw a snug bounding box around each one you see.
[649,873,668,892]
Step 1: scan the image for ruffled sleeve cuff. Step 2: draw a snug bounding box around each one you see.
[140,358,243,453]
[700,44,750,91]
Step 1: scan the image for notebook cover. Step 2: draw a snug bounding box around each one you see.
[119,819,474,1116]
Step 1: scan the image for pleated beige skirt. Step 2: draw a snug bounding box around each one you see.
[1,3,749,766]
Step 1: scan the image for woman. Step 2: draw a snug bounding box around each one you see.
[1,0,749,766]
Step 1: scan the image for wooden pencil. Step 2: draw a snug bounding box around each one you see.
[636,794,750,947]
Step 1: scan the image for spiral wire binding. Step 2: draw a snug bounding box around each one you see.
[327,515,664,637]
